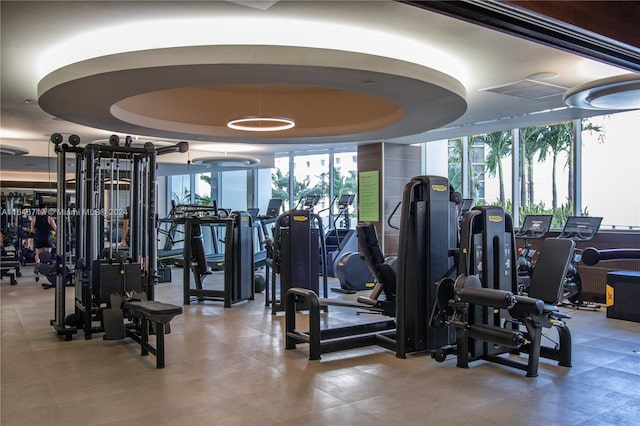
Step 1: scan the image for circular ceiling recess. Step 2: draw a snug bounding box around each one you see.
[38,45,467,144]
[0,144,29,156]
[111,83,404,138]
[563,73,640,110]
[193,156,260,168]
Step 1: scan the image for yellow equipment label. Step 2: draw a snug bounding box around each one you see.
[293,215,308,222]
[488,215,503,223]
[606,284,614,307]
[242,216,249,222]
[432,184,447,192]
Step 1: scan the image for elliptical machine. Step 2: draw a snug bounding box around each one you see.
[330,194,376,293]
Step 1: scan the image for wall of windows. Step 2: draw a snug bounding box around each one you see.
[444,110,640,229]
[219,170,247,212]
[271,150,358,229]
[272,156,291,211]
[160,110,638,237]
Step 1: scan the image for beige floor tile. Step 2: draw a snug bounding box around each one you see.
[2,266,640,426]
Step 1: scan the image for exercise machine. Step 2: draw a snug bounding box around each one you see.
[251,199,284,271]
[334,252,375,294]
[179,211,254,307]
[330,194,376,293]
[324,194,358,277]
[267,208,328,314]
[457,198,474,221]
[296,195,321,212]
[557,216,602,309]
[515,215,552,293]
[285,175,462,360]
[432,206,575,376]
[284,222,397,359]
[167,203,226,270]
[50,134,185,353]
[1,245,21,286]
[395,175,460,357]
[582,247,640,322]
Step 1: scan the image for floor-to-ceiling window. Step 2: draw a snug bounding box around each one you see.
[333,151,358,229]
[272,156,291,210]
[292,153,330,223]
[446,110,640,229]
[272,149,358,228]
[581,110,640,230]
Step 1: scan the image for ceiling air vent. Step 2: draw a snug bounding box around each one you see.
[481,79,568,100]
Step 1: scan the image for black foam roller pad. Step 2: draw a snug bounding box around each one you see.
[469,324,525,348]
[458,287,516,309]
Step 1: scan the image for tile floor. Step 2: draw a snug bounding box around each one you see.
[1,266,639,426]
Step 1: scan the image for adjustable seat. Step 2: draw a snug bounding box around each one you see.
[508,237,576,376]
[355,223,396,315]
[105,292,183,368]
[513,238,575,317]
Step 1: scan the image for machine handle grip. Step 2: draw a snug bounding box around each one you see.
[582,247,640,266]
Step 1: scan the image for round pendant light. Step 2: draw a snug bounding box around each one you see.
[227,116,295,132]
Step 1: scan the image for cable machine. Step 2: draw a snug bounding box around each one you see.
[50,133,188,340]
[284,175,462,360]
[268,209,328,315]
[179,209,255,307]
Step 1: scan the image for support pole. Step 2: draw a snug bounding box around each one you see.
[54,145,66,328]
[147,145,158,300]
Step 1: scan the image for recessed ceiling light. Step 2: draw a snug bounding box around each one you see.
[24,99,37,105]
[0,144,29,156]
[527,72,559,81]
[564,73,640,110]
[194,156,260,167]
[191,143,256,153]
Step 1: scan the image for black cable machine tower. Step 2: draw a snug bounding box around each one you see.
[268,209,328,315]
[395,175,459,358]
[50,133,188,340]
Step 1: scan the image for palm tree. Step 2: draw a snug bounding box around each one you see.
[473,131,512,205]
[317,167,356,198]
[539,120,605,210]
[448,138,482,198]
[558,120,605,207]
[448,139,463,192]
[537,123,567,210]
[339,169,358,196]
[271,169,290,209]
[519,125,546,205]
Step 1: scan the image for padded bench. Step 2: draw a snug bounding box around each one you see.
[1,256,21,285]
[105,293,183,368]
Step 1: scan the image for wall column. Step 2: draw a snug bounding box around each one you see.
[357,142,421,255]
